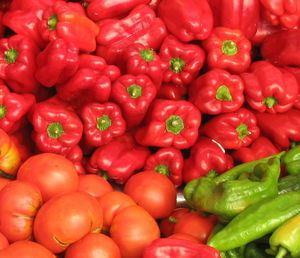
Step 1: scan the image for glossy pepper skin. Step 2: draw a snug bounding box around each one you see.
[110,74,157,128]
[268,213,300,258]
[0,34,40,94]
[260,0,300,29]
[241,61,299,113]
[159,35,205,86]
[96,4,167,65]
[80,102,126,147]
[202,27,252,74]
[183,136,234,183]
[0,84,35,134]
[86,0,151,21]
[39,1,99,52]
[189,69,245,115]
[157,83,187,100]
[35,38,79,88]
[283,66,300,110]
[86,134,150,184]
[184,155,282,219]
[135,99,201,149]
[158,0,213,42]
[201,108,260,150]
[122,43,163,88]
[232,136,280,164]
[207,190,300,251]
[255,108,300,150]
[281,144,300,175]
[207,0,260,39]
[142,238,221,258]
[144,147,184,186]
[29,101,83,155]
[0,128,21,178]
[57,54,120,111]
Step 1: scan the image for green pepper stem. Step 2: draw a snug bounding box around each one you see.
[98,171,109,180]
[216,85,233,101]
[166,115,184,135]
[263,96,278,108]
[48,14,58,31]
[82,1,89,7]
[0,105,6,119]
[222,40,238,56]
[170,57,185,73]
[127,84,142,98]
[47,122,64,139]
[236,123,250,140]
[169,216,178,223]
[96,115,111,131]
[140,49,154,62]
[275,247,288,258]
[154,164,170,177]
[5,48,19,64]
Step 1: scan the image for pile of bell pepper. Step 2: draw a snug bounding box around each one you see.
[1,0,300,257]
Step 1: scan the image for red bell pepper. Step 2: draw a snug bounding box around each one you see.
[85,0,151,21]
[183,136,234,183]
[260,0,300,29]
[110,74,157,128]
[29,100,83,155]
[0,83,35,134]
[157,83,188,100]
[96,4,168,65]
[56,54,120,111]
[158,0,213,42]
[201,108,260,150]
[122,43,163,88]
[86,134,150,184]
[202,27,251,74]
[142,238,221,258]
[144,147,184,186]
[38,1,99,53]
[231,136,281,164]
[255,108,300,150]
[134,99,201,149]
[63,144,85,175]
[189,68,245,115]
[80,102,126,147]
[0,128,21,178]
[35,38,79,88]
[148,0,161,10]
[207,0,260,39]
[261,29,300,67]
[0,34,40,94]
[0,11,3,38]
[241,61,299,113]
[159,35,205,86]
[284,66,300,110]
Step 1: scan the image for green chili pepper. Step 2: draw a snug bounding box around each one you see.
[244,243,273,258]
[281,144,300,175]
[184,154,283,219]
[278,174,300,195]
[207,190,300,251]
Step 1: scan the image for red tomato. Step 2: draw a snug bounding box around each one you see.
[124,171,177,219]
[0,180,42,243]
[65,233,121,258]
[173,211,216,244]
[0,233,8,251]
[168,233,201,243]
[17,153,79,201]
[0,240,56,258]
[33,191,103,254]
[97,191,136,231]
[159,208,191,237]
[110,205,160,258]
[78,174,113,198]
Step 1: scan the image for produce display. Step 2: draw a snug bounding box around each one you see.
[1,0,300,257]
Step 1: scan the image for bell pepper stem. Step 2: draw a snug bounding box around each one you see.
[170,57,185,73]
[154,164,169,177]
[0,105,6,119]
[48,15,58,31]
[168,216,178,223]
[236,123,250,140]
[263,97,278,108]
[47,122,64,139]
[275,247,288,258]
[127,84,142,98]
[5,48,19,64]
[140,49,154,62]
[222,40,238,56]
[216,85,233,101]
[96,115,112,131]
[166,115,184,135]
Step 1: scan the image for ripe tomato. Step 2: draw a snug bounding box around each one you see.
[97,191,136,231]
[0,233,8,251]
[124,170,177,219]
[17,153,79,201]
[110,205,160,258]
[0,240,56,258]
[0,180,42,243]
[65,233,121,258]
[33,191,103,254]
[173,211,216,243]
[78,174,113,198]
